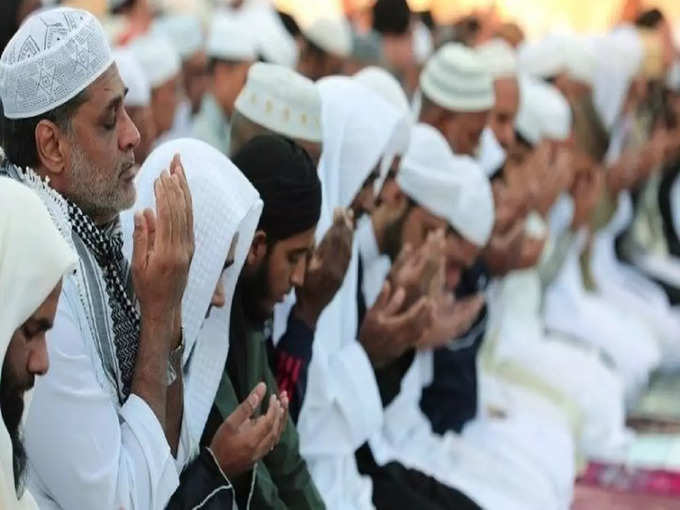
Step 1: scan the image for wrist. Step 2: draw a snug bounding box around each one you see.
[293,301,319,329]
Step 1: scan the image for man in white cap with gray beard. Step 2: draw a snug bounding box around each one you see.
[0,7,260,510]
[418,42,495,158]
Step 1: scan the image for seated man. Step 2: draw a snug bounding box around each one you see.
[200,135,330,509]
[0,178,76,510]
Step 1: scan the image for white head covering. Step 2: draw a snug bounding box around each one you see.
[592,26,644,130]
[206,13,257,62]
[316,76,404,236]
[420,42,495,113]
[0,177,76,510]
[563,36,598,86]
[234,62,322,142]
[476,126,506,176]
[0,7,113,119]
[398,123,494,246]
[121,138,262,445]
[354,66,410,113]
[130,33,181,89]
[517,35,568,80]
[238,3,298,68]
[152,14,204,61]
[516,75,572,145]
[300,17,352,59]
[352,66,412,178]
[477,38,517,79]
[113,49,150,108]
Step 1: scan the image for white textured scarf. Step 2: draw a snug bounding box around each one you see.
[0,177,76,510]
[121,138,263,450]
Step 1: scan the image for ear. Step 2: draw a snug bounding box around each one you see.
[246,230,268,268]
[35,119,68,179]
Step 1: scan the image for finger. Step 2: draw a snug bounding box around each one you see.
[154,177,171,247]
[131,212,148,273]
[143,209,157,252]
[173,155,194,246]
[169,175,187,247]
[225,382,267,429]
[252,395,280,451]
[383,286,406,316]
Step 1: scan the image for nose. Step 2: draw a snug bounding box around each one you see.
[120,107,141,153]
[28,338,49,377]
[291,257,306,288]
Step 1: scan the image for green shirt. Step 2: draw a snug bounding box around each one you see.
[212,314,325,510]
[192,93,231,155]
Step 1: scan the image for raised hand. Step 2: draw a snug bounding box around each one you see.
[209,382,285,478]
[416,293,485,350]
[131,155,194,329]
[295,208,354,328]
[359,282,434,368]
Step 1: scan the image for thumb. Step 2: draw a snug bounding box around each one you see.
[374,281,392,310]
[384,286,406,316]
[226,382,267,428]
[131,212,147,272]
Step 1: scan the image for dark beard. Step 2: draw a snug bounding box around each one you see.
[0,359,27,494]
[239,250,272,325]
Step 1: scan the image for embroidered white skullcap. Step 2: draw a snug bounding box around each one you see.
[517,35,568,79]
[420,42,494,113]
[354,66,410,114]
[516,75,571,145]
[234,62,322,142]
[0,7,113,120]
[477,38,517,79]
[152,14,204,61]
[206,13,257,62]
[667,60,680,92]
[130,33,181,89]
[398,123,494,246]
[300,16,352,59]
[113,49,150,107]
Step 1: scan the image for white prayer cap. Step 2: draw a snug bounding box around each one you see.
[0,7,113,120]
[398,123,494,246]
[206,13,257,62]
[300,16,353,59]
[563,36,598,86]
[130,33,181,89]
[420,42,495,113]
[517,35,568,79]
[477,38,517,79]
[113,49,150,108]
[152,14,204,61]
[235,62,322,143]
[239,3,298,68]
[516,76,571,145]
[354,66,410,114]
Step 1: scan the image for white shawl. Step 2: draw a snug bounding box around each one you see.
[121,138,263,449]
[0,178,76,510]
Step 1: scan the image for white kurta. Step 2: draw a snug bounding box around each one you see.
[24,277,185,510]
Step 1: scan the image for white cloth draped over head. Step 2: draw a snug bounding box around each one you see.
[516,75,572,145]
[130,33,181,89]
[121,138,263,447]
[236,2,299,68]
[591,26,644,131]
[352,66,412,189]
[0,178,76,510]
[206,12,257,62]
[398,123,494,247]
[294,75,406,509]
[113,49,151,108]
[0,7,113,120]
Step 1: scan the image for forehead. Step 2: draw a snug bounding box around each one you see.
[494,78,519,106]
[78,64,125,113]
